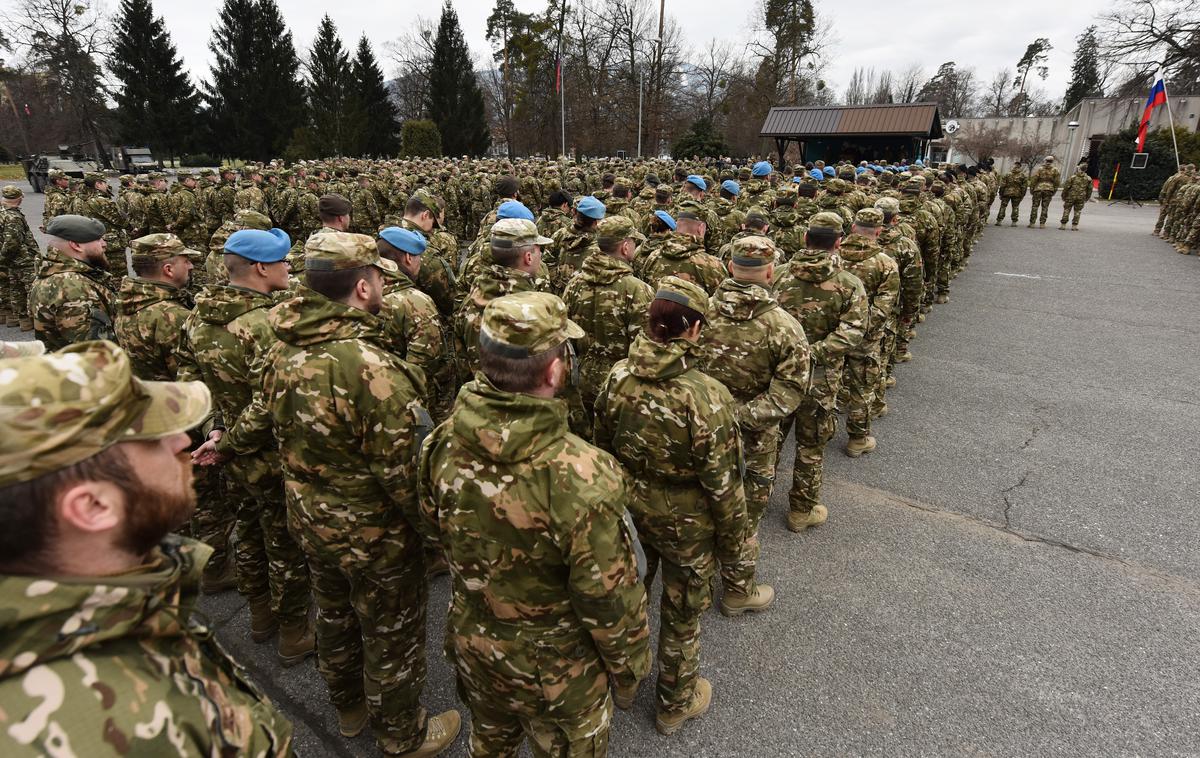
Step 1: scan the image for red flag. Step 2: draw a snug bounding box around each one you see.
[555,57,562,93]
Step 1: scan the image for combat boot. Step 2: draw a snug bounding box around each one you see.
[895,350,913,363]
[201,560,237,594]
[787,504,827,533]
[337,701,370,738]
[1010,220,1017,226]
[885,375,897,388]
[719,583,775,617]
[19,318,33,332]
[248,594,277,643]
[1058,223,1067,230]
[613,681,638,710]
[994,218,1001,226]
[845,435,877,458]
[873,403,889,418]
[277,618,315,667]
[935,293,949,304]
[6,315,19,329]
[1039,221,1046,228]
[380,710,461,757]
[1027,221,1035,228]
[1071,225,1079,231]
[655,678,712,736]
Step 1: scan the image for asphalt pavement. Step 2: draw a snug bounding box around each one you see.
[5,183,1199,756]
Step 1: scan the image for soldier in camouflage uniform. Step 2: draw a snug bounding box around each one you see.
[80,173,129,275]
[29,215,116,351]
[838,208,900,457]
[142,172,172,235]
[700,235,809,579]
[351,172,383,234]
[235,168,268,215]
[418,291,651,754]
[548,195,605,292]
[206,209,273,285]
[209,231,459,756]
[773,212,867,529]
[1153,164,1192,236]
[673,175,721,254]
[639,212,725,294]
[207,167,238,234]
[0,340,295,756]
[1028,156,1061,228]
[898,177,941,313]
[185,228,315,665]
[396,189,458,319]
[536,189,573,238]
[1058,164,1094,230]
[561,215,653,434]
[769,185,807,261]
[738,161,774,209]
[594,276,768,734]
[455,218,552,381]
[0,186,38,330]
[113,234,201,381]
[874,197,923,366]
[40,170,71,231]
[167,171,208,254]
[711,180,747,253]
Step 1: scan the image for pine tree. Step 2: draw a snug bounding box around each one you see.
[353,36,399,156]
[306,15,356,156]
[1063,26,1103,110]
[109,0,198,162]
[202,0,305,159]
[426,1,490,157]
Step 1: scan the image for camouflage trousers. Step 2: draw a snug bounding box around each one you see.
[996,197,1022,223]
[649,545,714,715]
[0,258,25,319]
[1029,192,1054,225]
[191,465,236,575]
[844,339,883,438]
[786,398,838,514]
[938,233,957,293]
[1059,200,1086,227]
[876,328,897,407]
[1154,203,1171,234]
[921,246,940,307]
[295,516,429,751]
[227,457,311,624]
[894,316,915,360]
[741,423,782,553]
[463,683,612,757]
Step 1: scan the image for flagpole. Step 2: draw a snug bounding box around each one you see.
[557,1,568,159]
[1161,70,1182,171]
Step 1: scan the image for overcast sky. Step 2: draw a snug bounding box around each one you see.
[155,0,1117,101]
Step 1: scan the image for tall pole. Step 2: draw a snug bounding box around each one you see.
[651,0,664,158]
[1161,70,1182,171]
[637,68,644,158]
[557,1,568,158]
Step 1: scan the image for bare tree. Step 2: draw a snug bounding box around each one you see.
[1006,129,1056,173]
[1097,0,1200,88]
[894,62,924,103]
[690,38,735,122]
[384,17,437,122]
[982,68,1012,117]
[953,121,1010,162]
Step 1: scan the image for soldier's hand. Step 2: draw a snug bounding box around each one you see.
[191,433,229,466]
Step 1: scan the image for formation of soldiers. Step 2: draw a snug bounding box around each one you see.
[993,155,1094,230]
[1153,163,1200,254]
[2,153,999,757]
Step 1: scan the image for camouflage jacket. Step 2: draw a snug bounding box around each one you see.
[878,226,924,323]
[710,198,746,252]
[672,197,720,253]
[838,234,900,345]
[211,182,237,226]
[113,276,191,381]
[999,169,1029,199]
[1062,171,1093,202]
[738,180,772,210]
[0,207,38,272]
[29,248,116,351]
[699,278,810,431]
[548,223,599,292]
[168,187,206,247]
[638,235,725,295]
[234,184,267,215]
[454,264,546,377]
[381,269,444,402]
[350,186,382,234]
[417,372,652,706]
[1158,171,1188,203]
[768,207,807,261]
[1031,165,1061,194]
[898,196,941,261]
[0,536,294,757]
[773,250,866,406]
[605,197,642,229]
[561,251,653,400]
[218,287,429,550]
[397,219,457,318]
[42,186,70,229]
[120,189,147,232]
[594,332,748,574]
[83,194,129,252]
[536,207,572,239]
[815,193,853,234]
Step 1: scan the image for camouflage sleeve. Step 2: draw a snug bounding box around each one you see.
[354,350,427,524]
[692,383,749,567]
[812,278,867,367]
[415,425,450,549]
[561,462,651,689]
[48,290,98,346]
[623,279,653,342]
[590,367,618,452]
[217,344,282,456]
[737,315,809,431]
[898,244,924,322]
[871,260,901,334]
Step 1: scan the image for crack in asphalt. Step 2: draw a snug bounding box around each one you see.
[999,470,1032,529]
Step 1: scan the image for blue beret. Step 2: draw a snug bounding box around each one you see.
[576,195,606,220]
[809,168,825,181]
[685,174,707,191]
[751,161,773,177]
[721,179,740,196]
[914,159,924,167]
[654,210,677,230]
[823,166,836,177]
[497,200,534,221]
[224,228,291,263]
[379,226,427,256]
[855,166,867,175]
[792,177,803,183]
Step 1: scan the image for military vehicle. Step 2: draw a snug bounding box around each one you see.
[23,146,101,192]
[109,146,162,174]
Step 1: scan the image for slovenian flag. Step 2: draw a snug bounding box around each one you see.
[1136,72,1167,152]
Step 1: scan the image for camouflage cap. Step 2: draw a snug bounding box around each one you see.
[595,215,646,243]
[854,207,884,228]
[118,174,134,184]
[730,235,777,267]
[176,170,194,181]
[83,171,105,183]
[46,214,106,242]
[808,211,845,232]
[775,184,799,200]
[147,171,166,181]
[902,177,925,193]
[0,341,45,359]
[129,233,204,265]
[135,175,150,185]
[0,340,211,487]
[305,230,397,273]
[410,187,438,208]
[873,196,900,215]
[1,185,22,200]
[491,218,553,248]
[233,209,272,230]
[654,275,709,317]
[479,292,584,359]
[47,169,65,180]
[198,168,216,177]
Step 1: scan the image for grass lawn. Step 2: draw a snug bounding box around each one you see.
[0,164,26,181]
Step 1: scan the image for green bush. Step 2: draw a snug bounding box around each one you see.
[180,153,216,167]
[1099,125,1200,200]
[671,117,732,160]
[401,120,442,158]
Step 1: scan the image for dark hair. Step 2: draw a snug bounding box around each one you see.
[805,227,840,249]
[495,175,519,198]
[655,187,672,204]
[745,214,769,231]
[601,173,616,188]
[720,188,736,200]
[490,242,533,268]
[405,196,431,216]
[613,184,631,199]
[881,210,897,224]
[481,341,565,393]
[650,216,672,234]
[131,259,165,278]
[647,298,704,343]
[306,265,375,301]
[797,184,817,197]
[549,190,572,207]
[0,445,133,574]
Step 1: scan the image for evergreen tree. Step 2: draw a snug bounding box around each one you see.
[426,1,490,157]
[109,0,198,162]
[1063,26,1103,110]
[353,36,399,156]
[306,15,356,156]
[202,0,305,159]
